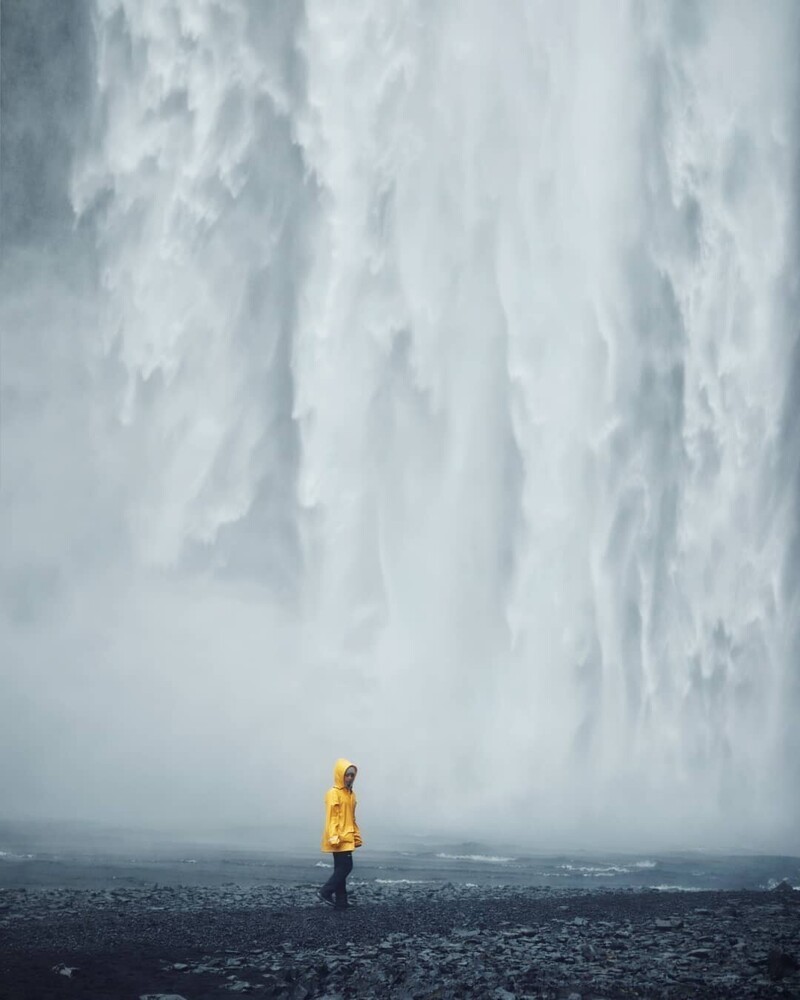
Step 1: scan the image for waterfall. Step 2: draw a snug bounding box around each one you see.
[2,0,798,847]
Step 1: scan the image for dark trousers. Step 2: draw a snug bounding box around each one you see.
[322,851,353,908]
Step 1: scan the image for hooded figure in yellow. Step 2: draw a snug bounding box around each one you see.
[317,758,362,909]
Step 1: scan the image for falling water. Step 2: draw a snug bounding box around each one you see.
[2,0,799,848]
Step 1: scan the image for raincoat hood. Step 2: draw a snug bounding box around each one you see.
[333,758,357,789]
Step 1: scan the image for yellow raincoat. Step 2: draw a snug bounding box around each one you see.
[321,758,363,853]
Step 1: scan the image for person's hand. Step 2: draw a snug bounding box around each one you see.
[354,835,362,848]
[329,835,340,846]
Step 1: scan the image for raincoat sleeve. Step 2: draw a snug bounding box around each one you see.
[324,789,342,847]
[353,801,362,849]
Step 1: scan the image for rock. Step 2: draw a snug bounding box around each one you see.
[770,879,797,895]
[7,879,800,999]
[767,948,799,981]
[51,964,78,978]
[139,996,189,1000]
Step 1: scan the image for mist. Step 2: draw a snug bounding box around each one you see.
[1,0,799,854]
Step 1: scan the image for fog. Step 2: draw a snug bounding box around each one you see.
[2,0,799,853]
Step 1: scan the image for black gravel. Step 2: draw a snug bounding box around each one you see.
[1,880,799,998]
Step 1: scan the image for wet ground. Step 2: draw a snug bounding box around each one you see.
[1,880,799,998]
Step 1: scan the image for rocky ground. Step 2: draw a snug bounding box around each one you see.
[0,880,798,998]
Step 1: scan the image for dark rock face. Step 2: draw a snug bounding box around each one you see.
[0,881,798,998]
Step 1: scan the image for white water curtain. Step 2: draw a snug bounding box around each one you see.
[2,0,798,846]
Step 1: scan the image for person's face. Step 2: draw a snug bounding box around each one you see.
[344,767,356,789]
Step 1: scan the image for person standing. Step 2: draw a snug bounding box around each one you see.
[318,758,362,909]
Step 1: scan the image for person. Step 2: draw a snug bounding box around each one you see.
[318,758,362,909]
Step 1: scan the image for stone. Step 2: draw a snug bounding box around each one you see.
[767,948,799,981]
[7,878,800,1000]
[51,964,78,978]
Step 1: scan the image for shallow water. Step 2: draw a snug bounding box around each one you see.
[1,822,797,893]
